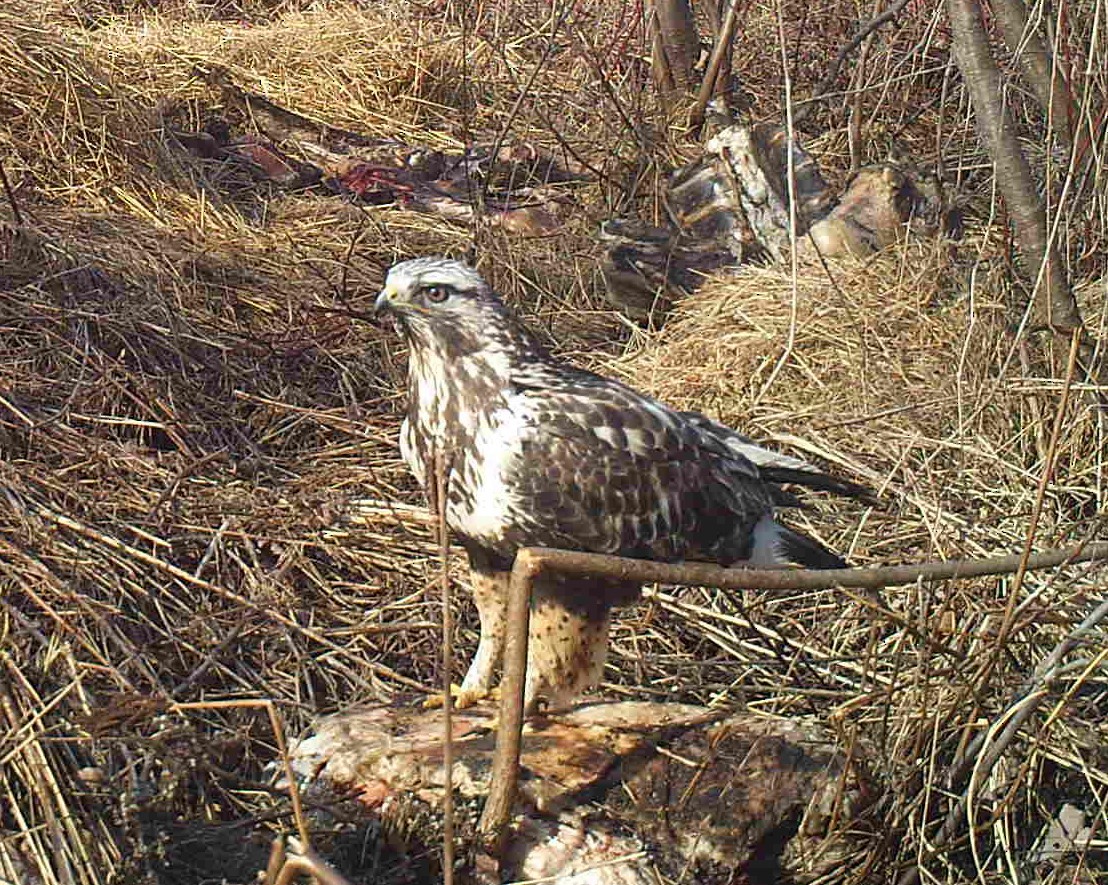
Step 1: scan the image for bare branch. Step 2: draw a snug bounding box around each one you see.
[435,453,457,885]
[794,0,913,124]
[477,539,1107,862]
[947,0,1082,338]
[476,549,537,856]
[989,0,1074,145]
[497,541,1108,593]
[691,0,743,130]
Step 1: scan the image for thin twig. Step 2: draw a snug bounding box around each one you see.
[794,0,913,123]
[756,0,800,404]
[895,331,1090,885]
[690,0,743,130]
[435,452,456,885]
[480,0,574,209]
[944,328,1084,801]
[0,160,24,227]
[991,329,1082,656]
[568,20,650,151]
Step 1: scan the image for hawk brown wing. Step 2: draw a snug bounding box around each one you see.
[489,367,778,566]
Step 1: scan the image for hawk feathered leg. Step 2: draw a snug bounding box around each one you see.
[522,575,638,713]
[457,568,510,706]
[452,564,634,715]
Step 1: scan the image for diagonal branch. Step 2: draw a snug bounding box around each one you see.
[946,0,1087,348]
[794,0,913,124]
[477,540,1108,857]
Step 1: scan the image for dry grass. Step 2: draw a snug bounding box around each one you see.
[1,0,1106,882]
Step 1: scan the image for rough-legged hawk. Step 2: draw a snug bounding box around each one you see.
[376,257,868,712]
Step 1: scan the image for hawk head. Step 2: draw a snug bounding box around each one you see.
[375,257,536,359]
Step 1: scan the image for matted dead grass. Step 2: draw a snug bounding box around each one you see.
[1,0,1106,882]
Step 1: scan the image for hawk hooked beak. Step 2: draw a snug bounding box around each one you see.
[375,285,397,315]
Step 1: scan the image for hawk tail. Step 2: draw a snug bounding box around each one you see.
[750,518,848,570]
[777,525,848,569]
[758,465,877,504]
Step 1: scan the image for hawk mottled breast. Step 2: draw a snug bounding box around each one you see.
[376,257,867,712]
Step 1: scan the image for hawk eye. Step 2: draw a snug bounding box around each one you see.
[424,285,450,304]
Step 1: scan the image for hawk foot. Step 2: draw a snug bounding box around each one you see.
[422,684,499,710]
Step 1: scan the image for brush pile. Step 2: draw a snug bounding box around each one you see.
[1,0,1105,883]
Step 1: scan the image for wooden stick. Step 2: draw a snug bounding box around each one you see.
[476,549,537,854]
[475,539,1107,858]
[435,454,456,885]
[690,0,742,130]
[500,541,1108,593]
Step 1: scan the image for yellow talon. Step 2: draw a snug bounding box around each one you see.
[423,685,494,710]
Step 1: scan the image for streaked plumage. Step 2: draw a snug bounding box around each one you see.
[377,256,867,711]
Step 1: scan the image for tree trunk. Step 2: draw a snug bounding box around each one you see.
[946,0,1082,337]
[989,0,1074,146]
[650,0,700,96]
